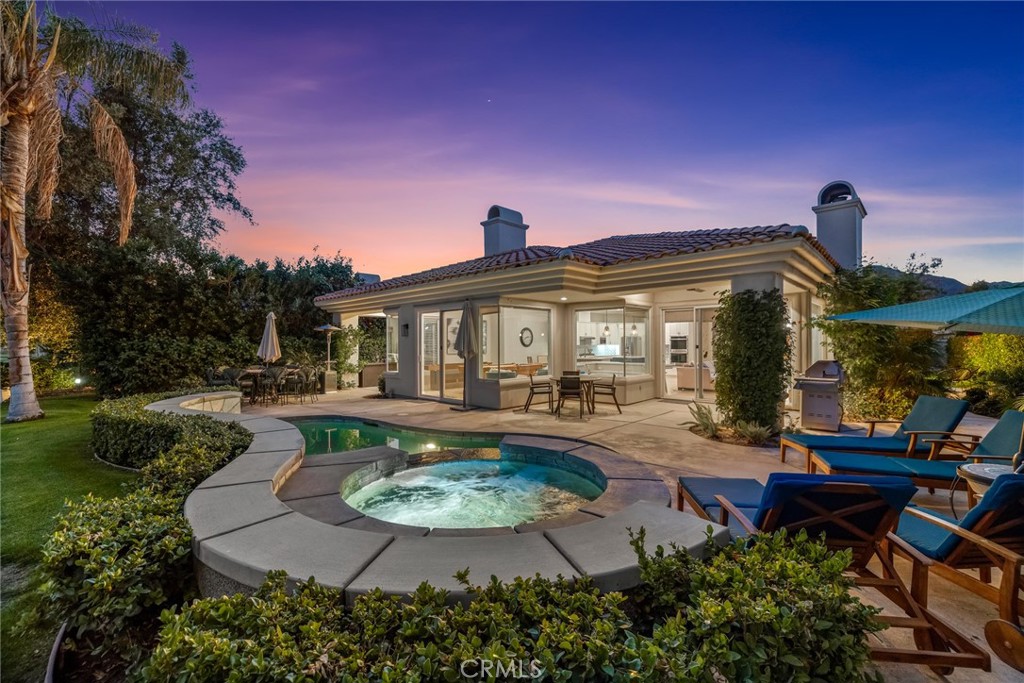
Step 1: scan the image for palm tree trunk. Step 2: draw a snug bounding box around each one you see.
[1,113,45,421]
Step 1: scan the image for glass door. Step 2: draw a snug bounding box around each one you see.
[420,312,440,398]
[420,309,465,402]
[694,307,717,401]
[663,308,695,399]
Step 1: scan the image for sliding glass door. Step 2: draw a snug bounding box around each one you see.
[419,309,464,402]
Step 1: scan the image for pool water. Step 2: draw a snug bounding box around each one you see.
[286,417,501,456]
[343,459,604,528]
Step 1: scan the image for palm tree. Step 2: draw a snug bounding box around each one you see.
[1,2,187,421]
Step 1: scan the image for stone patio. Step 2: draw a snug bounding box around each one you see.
[245,388,1014,682]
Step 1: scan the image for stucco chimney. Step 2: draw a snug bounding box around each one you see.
[481,205,528,256]
[812,181,865,270]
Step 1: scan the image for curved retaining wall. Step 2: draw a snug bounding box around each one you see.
[151,392,729,603]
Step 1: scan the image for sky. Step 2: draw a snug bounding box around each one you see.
[65,1,1023,284]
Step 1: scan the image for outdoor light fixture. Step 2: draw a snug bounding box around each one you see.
[559,296,568,301]
[74,377,83,385]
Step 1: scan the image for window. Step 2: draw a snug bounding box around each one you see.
[574,307,649,377]
[385,313,399,371]
[477,305,551,380]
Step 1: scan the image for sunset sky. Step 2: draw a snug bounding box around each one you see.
[68,1,1023,284]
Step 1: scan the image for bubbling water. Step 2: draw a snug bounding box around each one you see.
[343,460,603,528]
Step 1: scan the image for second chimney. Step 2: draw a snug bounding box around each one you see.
[812,180,866,270]
[481,205,528,256]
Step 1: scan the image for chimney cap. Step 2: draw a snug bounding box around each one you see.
[817,180,859,207]
[486,205,524,224]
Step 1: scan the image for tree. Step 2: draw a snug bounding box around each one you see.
[815,257,945,419]
[1,1,187,421]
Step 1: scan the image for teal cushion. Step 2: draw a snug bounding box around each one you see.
[896,458,962,480]
[893,395,969,441]
[703,505,761,538]
[785,434,924,454]
[975,410,1024,458]
[677,477,765,510]
[812,450,915,475]
[896,507,957,559]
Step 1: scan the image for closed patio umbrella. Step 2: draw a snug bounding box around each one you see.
[829,286,1024,336]
[452,300,478,410]
[258,312,282,364]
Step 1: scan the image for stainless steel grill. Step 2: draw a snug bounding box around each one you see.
[794,360,845,432]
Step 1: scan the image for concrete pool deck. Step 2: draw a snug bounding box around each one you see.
[240,388,1016,683]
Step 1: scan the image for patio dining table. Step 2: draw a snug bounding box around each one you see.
[551,375,597,414]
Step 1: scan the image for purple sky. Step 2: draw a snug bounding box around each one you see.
[67,2,1023,283]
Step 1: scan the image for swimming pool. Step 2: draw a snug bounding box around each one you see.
[285,417,501,456]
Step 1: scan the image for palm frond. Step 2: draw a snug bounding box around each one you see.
[53,15,189,108]
[89,99,136,244]
[27,70,62,219]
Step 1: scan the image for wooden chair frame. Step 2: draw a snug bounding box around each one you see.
[523,372,553,414]
[555,376,585,419]
[591,374,622,414]
[887,505,1024,628]
[712,482,990,673]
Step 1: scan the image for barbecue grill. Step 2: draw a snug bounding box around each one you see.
[793,360,845,431]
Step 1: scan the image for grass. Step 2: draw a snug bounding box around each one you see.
[1,395,138,682]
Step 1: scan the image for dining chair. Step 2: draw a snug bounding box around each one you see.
[592,374,621,414]
[524,372,554,413]
[556,375,585,419]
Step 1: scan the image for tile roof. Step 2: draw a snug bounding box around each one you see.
[315,224,834,303]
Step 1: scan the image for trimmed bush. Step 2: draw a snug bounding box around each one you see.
[712,288,792,430]
[27,489,193,662]
[140,532,881,682]
[92,390,251,468]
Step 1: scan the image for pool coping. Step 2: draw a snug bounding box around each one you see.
[156,392,729,601]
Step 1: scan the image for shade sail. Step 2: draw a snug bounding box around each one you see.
[258,312,282,363]
[829,287,1024,335]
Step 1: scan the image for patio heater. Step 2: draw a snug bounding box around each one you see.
[314,324,342,393]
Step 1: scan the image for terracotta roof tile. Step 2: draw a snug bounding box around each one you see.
[315,224,833,303]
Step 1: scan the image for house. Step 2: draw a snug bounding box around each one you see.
[314,181,866,410]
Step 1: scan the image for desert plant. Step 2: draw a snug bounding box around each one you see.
[712,288,792,430]
[681,401,720,439]
[732,420,774,446]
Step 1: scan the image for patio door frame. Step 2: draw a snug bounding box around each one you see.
[418,308,464,403]
[661,305,718,402]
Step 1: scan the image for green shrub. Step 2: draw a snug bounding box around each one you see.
[712,288,792,430]
[25,489,194,662]
[377,372,387,396]
[631,529,882,682]
[815,261,944,420]
[732,420,774,446]
[92,390,251,468]
[141,532,881,683]
[140,437,241,498]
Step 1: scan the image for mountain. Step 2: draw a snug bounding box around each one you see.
[870,266,968,296]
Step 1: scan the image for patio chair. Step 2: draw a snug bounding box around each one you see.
[810,410,1024,506]
[221,367,245,387]
[562,369,581,377]
[556,375,585,419]
[780,395,969,467]
[205,366,232,387]
[888,474,1024,631]
[677,472,990,672]
[591,374,621,414]
[300,366,319,403]
[523,372,553,413]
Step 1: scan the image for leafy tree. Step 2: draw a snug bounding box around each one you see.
[815,257,945,419]
[712,288,792,431]
[1,1,187,421]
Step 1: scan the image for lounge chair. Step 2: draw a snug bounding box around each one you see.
[810,411,1024,505]
[780,395,969,467]
[677,472,990,672]
[888,474,1024,630]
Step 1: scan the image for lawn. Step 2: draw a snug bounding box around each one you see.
[1,395,138,682]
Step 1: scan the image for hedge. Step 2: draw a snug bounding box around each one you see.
[139,531,881,682]
[20,391,254,667]
[91,390,252,468]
